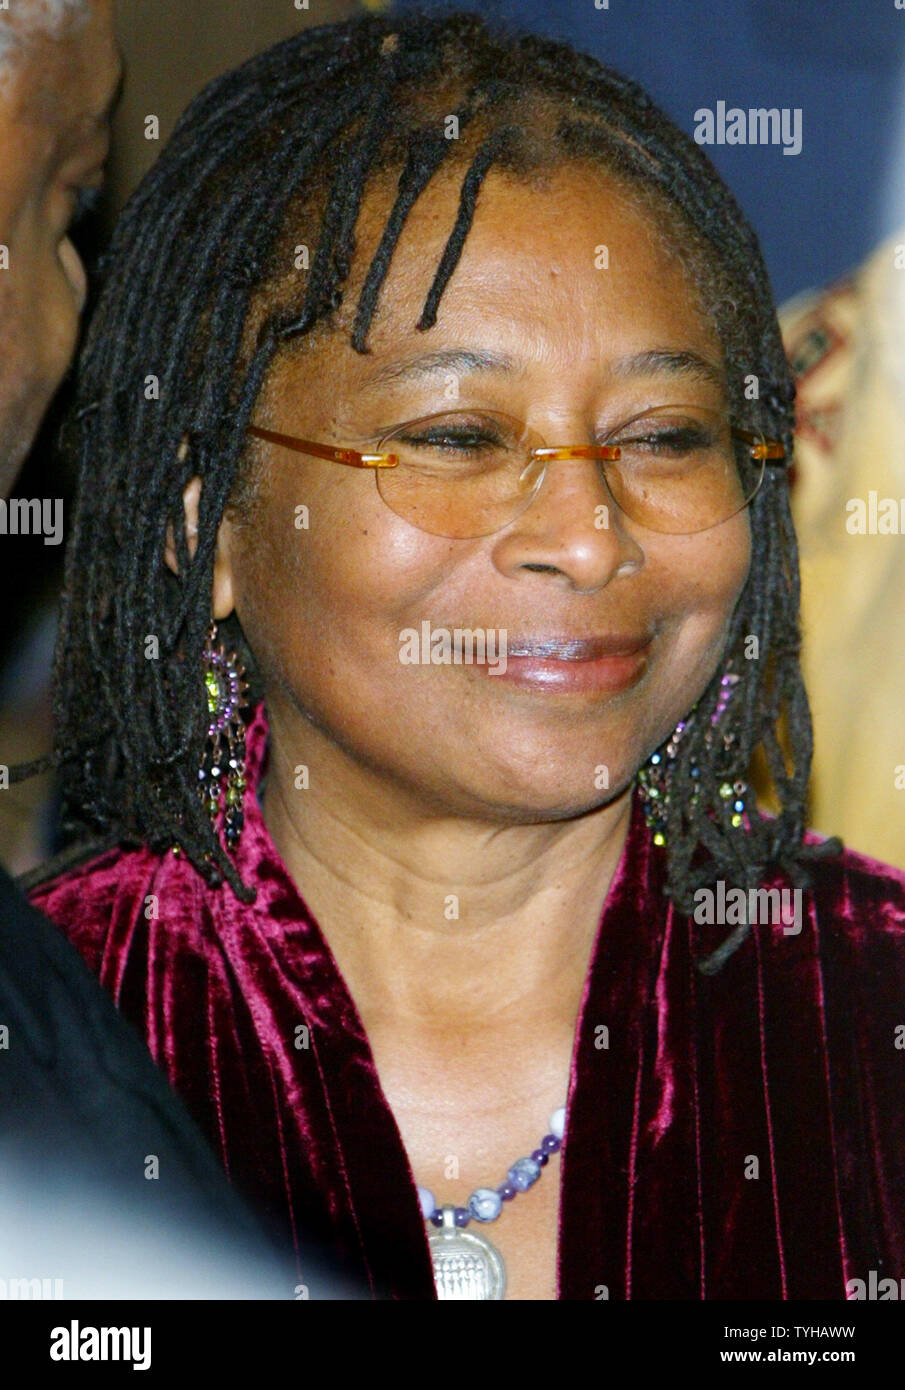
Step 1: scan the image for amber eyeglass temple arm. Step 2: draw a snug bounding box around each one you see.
[731,427,786,461]
[247,422,786,467]
[247,424,398,468]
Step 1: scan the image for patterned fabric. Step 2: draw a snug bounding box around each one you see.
[780,229,905,869]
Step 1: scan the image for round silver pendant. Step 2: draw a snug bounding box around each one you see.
[427,1207,506,1300]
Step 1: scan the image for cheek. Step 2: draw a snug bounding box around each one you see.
[230,468,456,693]
[5,246,80,395]
[695,513,751,609]
[0,260,78,478]
[40,251,81,380]
[655,514,751,670]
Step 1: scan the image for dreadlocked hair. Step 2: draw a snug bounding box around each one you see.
[51,6,841,948]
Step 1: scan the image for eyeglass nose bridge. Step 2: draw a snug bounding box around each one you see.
[530,443,623,463]
[518,441,623,498]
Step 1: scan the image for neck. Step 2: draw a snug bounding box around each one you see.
[258,699,634,1028]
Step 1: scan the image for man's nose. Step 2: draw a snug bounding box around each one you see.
[59,237,88,312]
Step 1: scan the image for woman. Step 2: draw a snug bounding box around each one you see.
[29,11,905,1300]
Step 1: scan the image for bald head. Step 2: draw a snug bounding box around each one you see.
[0,0,119,494]
[0,1,90,62]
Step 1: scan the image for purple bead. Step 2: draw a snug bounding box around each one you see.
[541,1134,561,1154]
[497,1183,517,1201]
[453,1207,469,1228]
[531,1148,549,1166]
[429,1210,444,1228]
[468,1189,502,1222]
[508,1157,541,1191]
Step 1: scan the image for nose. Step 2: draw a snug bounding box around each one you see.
[490,453,645,592]
[58,236,88,312]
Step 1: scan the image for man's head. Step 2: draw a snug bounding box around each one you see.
[0,0,120,494]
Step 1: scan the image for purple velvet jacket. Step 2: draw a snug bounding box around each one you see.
[30,703,905,1299]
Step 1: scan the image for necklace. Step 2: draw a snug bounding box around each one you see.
[417,1104,566,1300]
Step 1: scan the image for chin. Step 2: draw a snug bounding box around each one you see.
[484,789,630,826]
[455,763,636,823]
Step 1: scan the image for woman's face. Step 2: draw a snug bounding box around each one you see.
[215,162,751,820]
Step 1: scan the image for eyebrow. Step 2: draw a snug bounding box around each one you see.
[361,345,726,391]
[611,348,727,389]
[363,348,516,388]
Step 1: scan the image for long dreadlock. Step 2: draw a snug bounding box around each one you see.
[43,8,840,964]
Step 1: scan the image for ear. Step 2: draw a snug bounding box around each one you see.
[164,475,236,621]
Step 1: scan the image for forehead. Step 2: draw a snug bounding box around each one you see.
[282,160,720,392]
[2,0,118,130]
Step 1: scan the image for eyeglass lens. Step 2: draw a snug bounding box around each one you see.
[375,405,767,538]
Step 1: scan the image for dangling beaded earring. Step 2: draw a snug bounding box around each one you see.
[199,621,248,853]
[636,667,749,847]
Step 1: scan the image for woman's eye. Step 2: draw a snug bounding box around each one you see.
[620,426,711,454]
[405,429,499,452]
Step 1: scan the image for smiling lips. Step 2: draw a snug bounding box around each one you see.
[494,632,654,693]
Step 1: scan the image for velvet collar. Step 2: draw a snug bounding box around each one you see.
[30,701,905,1298]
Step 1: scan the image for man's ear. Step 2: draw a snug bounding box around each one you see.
[164,475,236,621]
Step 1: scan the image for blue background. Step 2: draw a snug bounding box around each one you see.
[393,0,905,303]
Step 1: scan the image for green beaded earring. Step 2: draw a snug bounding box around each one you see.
[636,668,749,847]
[199,622,248,852]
